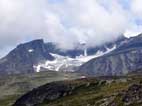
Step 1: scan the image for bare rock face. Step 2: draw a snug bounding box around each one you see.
[78,34,142,76]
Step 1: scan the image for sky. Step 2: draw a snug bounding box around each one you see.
[0,0,142,57]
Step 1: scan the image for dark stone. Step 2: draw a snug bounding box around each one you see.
[122,84,142,104]
[12,81,74,106]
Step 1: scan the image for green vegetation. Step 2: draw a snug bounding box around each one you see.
[37,75,142,106]
[1,71,142,106]
[0,71,82,106]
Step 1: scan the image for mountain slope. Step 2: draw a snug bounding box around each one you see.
[78,33,142,76]
[0,36,125,75]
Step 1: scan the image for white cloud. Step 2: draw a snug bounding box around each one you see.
[0,0,45,48]
[43,0,130,48]
[62,0,129,46]
[131,0,142,19]
[0,0,142,57]
[124,0,142,38]
[124,25,142,38]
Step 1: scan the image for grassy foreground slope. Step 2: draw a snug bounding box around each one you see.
[13,72,142,106]
[1,71,142,106]
[37,75,142,106]
[0,71,83,106]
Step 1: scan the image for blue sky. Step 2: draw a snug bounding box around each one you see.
[48,0,65,3]
[0,0,142,57]
[119,0,130,9]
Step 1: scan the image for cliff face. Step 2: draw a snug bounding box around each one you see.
[78,34,142,76]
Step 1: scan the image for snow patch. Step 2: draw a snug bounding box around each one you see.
[28,49,34,53]
[33,45,116,72]
[80,76,86,78]
[33,65,41,72]
[76,45,116,62]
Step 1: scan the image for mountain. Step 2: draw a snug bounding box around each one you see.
[0,36,126,75]
[0,39,54,75]
[78,33,142,76]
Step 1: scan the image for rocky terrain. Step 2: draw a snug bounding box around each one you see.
[110,84,142,106]
[12,72,142,106]
[79,33,142,76]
